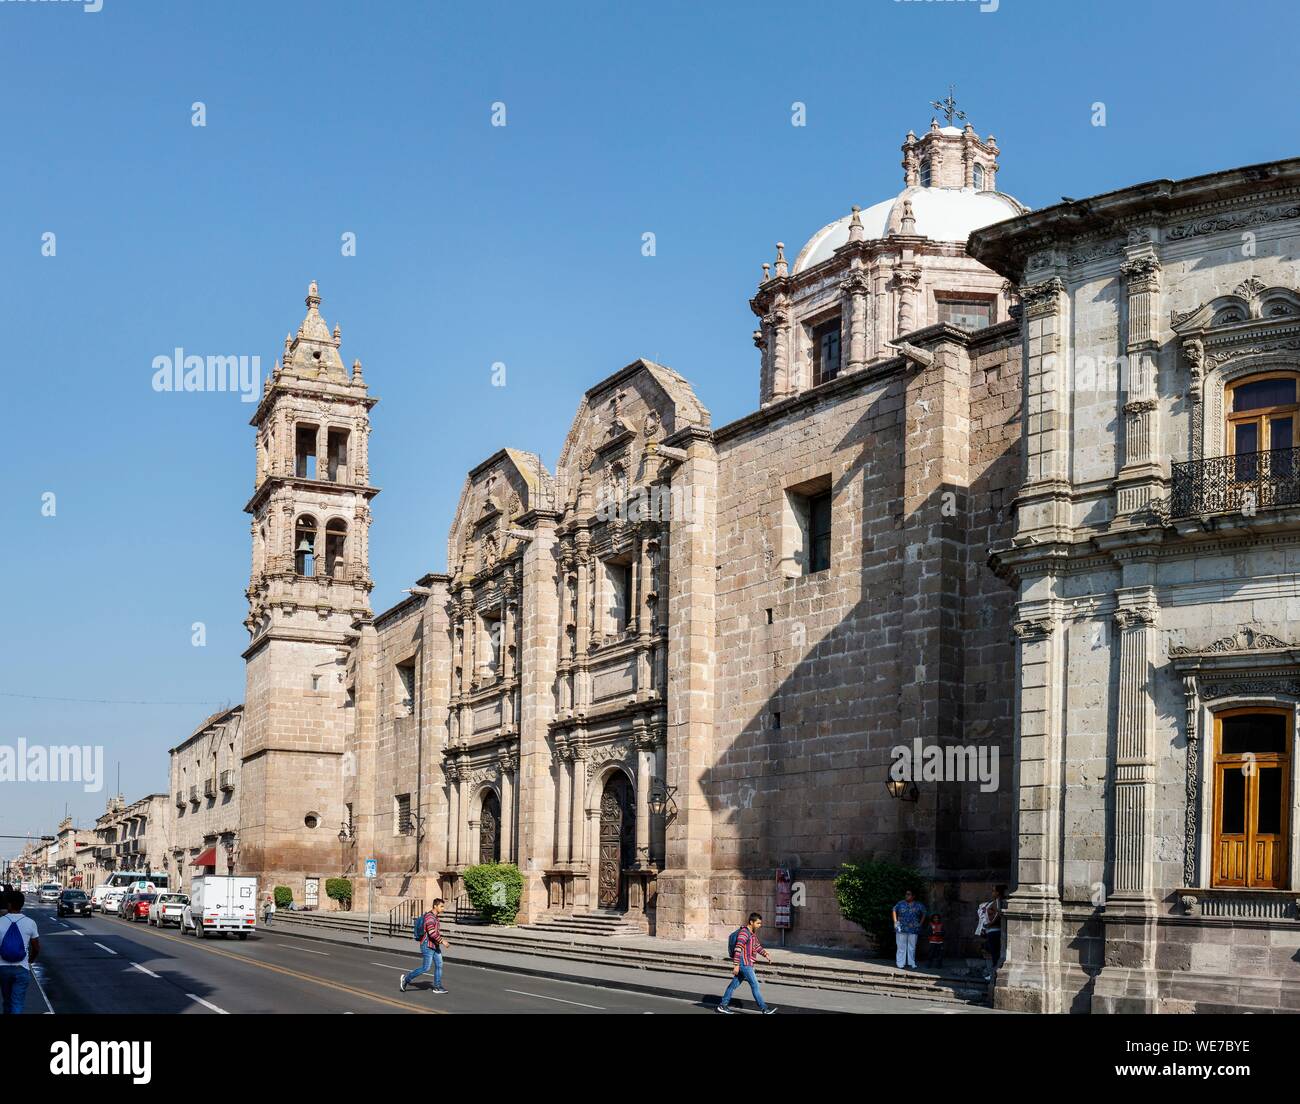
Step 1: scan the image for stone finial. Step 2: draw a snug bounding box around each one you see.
[333,323,341,346]
[774,242,787,277]
[848,204,865,243]
[930,117,941,132]
[899,200,917,236]
[987,134,998,149]
[762,262,771,281]
[352,358,364,383]
[306,280,321,308]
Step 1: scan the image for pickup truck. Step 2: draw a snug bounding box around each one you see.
[183,875,258,940]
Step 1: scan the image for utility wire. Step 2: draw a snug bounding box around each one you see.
[0,692,228,707]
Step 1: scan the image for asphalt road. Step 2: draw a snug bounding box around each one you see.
[21,904,720,1014]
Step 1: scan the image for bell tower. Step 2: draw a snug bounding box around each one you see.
[239,281,378,895]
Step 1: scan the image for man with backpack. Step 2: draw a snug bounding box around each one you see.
[400,898,448,994]
[0,888,41,1015]
[717,911,777,1014]
[976,885,1005,982]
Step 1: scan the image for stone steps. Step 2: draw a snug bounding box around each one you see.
[274,910,987,1005]
[519,910,646,937]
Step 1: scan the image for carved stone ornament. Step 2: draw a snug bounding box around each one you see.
[1119,254,1161,281]
[1018,277,1065,314]
[1012,617,1053,641]
[1114,605,1158,629]
[1169,626,1295,657]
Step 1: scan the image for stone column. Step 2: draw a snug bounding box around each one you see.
[498,752,516,863]
[1016,275,1072,538]
[769,307,791,400]
[634,727,652,866]
[997,598,1067,1013]
[569,737,587,870]
[1092,586,1160,1015]
[555,743,572,866]
[445,759,461,868]
[574,537,591,710]
[840,269,870,372]
[1116,251,1164,519]
[515,510,560,922]
[896,267,921,335]
[658,426,717,939]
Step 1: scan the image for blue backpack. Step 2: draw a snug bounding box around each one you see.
[412,912,430,943]
[0,918,26,963]
[726,927,742,960]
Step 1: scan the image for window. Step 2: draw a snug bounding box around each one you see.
[395,658,416,713]
[784,476,833,576]
[936,297,993,331]
[395,793,412,836]
[295,424,318,479]
[1227,372,1298,480]
[811,317,842,386]
[919,158,932,187]
[324,519,347,578]
[604,559,634,635]
[294,515,318,576]
[1212,708,1290,888]
[972,164,985,191]
[326,428,350,482]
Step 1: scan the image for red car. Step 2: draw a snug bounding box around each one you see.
[127,893,156,921]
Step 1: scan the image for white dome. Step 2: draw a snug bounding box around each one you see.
[792,186,1027,274]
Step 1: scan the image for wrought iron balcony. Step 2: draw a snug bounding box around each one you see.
[219,769,235,793]
[175,790,186,809]
[204,777,216,798]
[1171,447,1300,519]
[189,785,200,805]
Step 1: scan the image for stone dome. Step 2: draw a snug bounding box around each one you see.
[792,185,1028,274]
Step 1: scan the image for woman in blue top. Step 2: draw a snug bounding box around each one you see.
[891,888,926,971]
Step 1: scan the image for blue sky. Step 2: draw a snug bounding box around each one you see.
[2,0,1296,846]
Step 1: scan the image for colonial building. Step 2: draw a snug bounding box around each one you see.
[235,114,1025,945]
[89,793,171,887]
[167,705,244,886]
[971,155,1300,1013]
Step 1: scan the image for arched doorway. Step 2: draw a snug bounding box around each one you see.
[597,772,635,910]
[479,792,501,865]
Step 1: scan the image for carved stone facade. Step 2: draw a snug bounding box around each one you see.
[972,156,1300,1013]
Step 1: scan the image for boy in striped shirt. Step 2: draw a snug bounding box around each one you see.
[717,912,777,1014]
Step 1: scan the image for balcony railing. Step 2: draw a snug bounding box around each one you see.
[204,777,216,798]
[1171,447,1300,519]
[219,769,235,793]
[175,791,186,809]
[189,785,200,805]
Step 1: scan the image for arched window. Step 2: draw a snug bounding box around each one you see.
[324,519,347,578]
[972,163,985,191]
[1212,708,1290,888]
[918,158,932,188]
[294,515,318,576]
[1227,372,1299,479]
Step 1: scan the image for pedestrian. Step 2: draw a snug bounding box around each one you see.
[891,888,926,970]
[0,888,41,1015]
[400,898,449,994]
[263,893,276,926]
[717,911,777,1014]
[926,912,945,969]
[977,885,1006,981]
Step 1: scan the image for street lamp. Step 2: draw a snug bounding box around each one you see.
[648,781,677,819]
[885,778,919,803]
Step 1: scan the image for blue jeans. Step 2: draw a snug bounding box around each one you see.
[720,963,767,1011]
[404,944,443,988]
[0,965,31,1014]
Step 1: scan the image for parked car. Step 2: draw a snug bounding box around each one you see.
[38,883,61,903]
[100,888,125,915]
[148,893,188,928]
[126,893,156,922]
[57,888,92,917]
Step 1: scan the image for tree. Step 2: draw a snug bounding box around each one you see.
[325,877,353,910]
[834,860,929,955]
[461,863,523,925]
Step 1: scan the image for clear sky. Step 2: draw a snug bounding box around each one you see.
[2,0,1296,848]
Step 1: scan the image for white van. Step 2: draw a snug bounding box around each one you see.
[183,875,258,939]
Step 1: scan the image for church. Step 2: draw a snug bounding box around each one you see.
[214,107,1300,1013]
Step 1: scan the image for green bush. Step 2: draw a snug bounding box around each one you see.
[273,885,293,908]
[833,859,929,954]
[326,877,353,910]
[461,863,523,925]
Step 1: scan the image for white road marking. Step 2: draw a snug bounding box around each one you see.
[93,943,117,955]
[29,965,55,1014]
[370,962,406,971]
[277,943,328,955]
[503,988,605,1010]
[130,962,161,978]
[186,994,228,1014]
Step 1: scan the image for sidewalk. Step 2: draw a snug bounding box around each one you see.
[269,913,1001,1014]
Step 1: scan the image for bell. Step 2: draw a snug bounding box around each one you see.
[296,536,315,555]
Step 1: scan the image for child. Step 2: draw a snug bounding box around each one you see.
[926,912,945,969]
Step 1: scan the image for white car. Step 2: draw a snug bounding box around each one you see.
[149,892,189,928]
[100,888,126,915]
[90,884,111,911]
[38,883,61,903]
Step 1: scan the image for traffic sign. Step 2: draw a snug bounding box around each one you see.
[364,858,377,879]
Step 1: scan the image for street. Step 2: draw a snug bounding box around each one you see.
[21,904,719,1015]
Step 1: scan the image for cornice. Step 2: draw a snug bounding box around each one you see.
[244,474,381,515]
